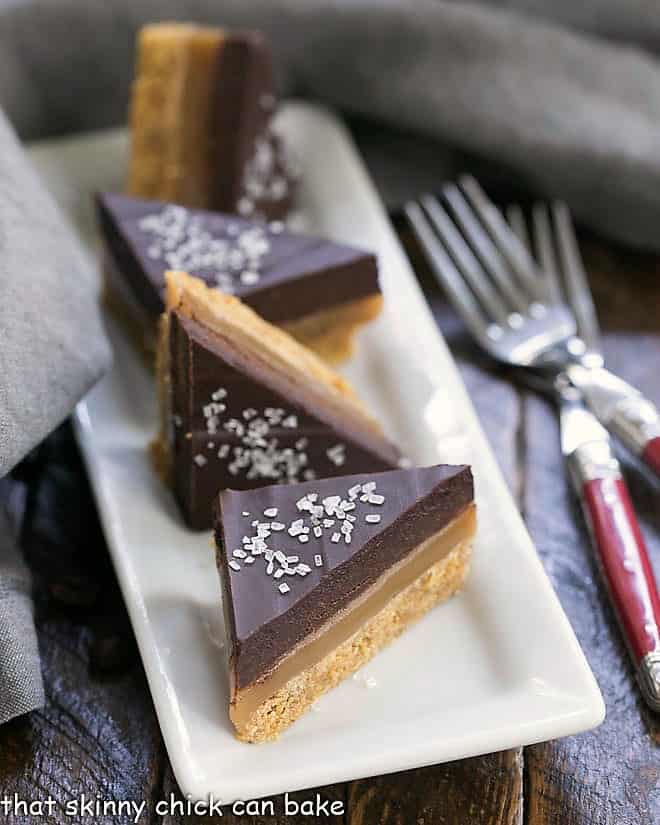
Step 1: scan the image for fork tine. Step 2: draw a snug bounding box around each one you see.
[505,204,529,252]
[459,175,546,306]
[551,202,601,352]
[531,203,562,304]
[443,182,529,316]
[420,194,510,326]
[404,200,492,343]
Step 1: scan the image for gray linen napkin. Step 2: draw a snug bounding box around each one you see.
[2,0,660,248]
[0,109,111,478]
[0,107,111,721]
[0,501,44,724]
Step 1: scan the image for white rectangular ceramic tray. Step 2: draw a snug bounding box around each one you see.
[27,102,604,804]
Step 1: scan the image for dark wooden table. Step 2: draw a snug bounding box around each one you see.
[1,223,658,824]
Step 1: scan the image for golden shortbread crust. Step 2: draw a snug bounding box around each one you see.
[127,23,225,207]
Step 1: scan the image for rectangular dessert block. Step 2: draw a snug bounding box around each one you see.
[215,464,476,742]
[155,271,399,529]
[127,23,294,220]
[97,193,383,361]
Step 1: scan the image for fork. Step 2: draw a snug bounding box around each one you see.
[405,178,660,711]
[406,177,660,478]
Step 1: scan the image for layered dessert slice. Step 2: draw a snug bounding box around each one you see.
[127,23,295,220]
[97,193,383,362]
[215,464,476,742]
[155,271,399,529]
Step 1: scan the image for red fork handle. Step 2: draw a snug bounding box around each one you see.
[581,476,660,710]
[643,437,660,477]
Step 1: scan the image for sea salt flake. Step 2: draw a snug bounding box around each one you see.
[193,454,207,467]
[228,561,241,572]
[288,519,307,536]
[326,444,346,466]
[263,507,278,518]
[278,583,290,595]
[331,532,341,544]
[314,554,323,567]
[366,514,381,524]
[240,270,259,285]
[323,495,341,516]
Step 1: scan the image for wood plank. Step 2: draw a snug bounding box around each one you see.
[347,751,522,825]
[522,236,660,825]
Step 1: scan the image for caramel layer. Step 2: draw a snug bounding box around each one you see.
[230,504,476,727]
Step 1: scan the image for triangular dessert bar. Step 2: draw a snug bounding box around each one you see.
[97,193,383,362]
[155,271,399,528]
[215,464,476,742]
[127,23,294,220]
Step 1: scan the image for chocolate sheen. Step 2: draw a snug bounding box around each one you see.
[215,464,474,689]
[170,312,399,529]
[96,192,379,325]
[211,33,294,220]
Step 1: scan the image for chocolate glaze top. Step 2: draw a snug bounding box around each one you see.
[96,192,379,324]
[215,464,474,689]
[170,312,399,529]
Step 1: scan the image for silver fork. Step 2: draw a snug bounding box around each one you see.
[405,177,660,477]
[405,178,660,711]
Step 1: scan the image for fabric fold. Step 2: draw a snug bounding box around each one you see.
[0,506,44,724]
[2,1,660,247]
[0,108,112,478]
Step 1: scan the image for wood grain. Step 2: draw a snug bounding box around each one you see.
[346,751,522,825]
